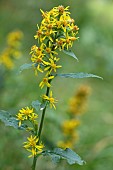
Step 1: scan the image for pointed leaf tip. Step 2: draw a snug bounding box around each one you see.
[63,49,78,61]
[57,73,103,79]
[19,63,32,73]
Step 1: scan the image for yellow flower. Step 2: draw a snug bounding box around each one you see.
[44,58,62,74]
[73,25,79,31]
[16,113,25,127]
[24,135,38,148]
[60,33,78,50]
[30,44,47,74]
[39,75,54,89]
[16,107,38,126]
[29,113,38,124]
[24,135,44,157]
[30,44,45,59]
[19,107,33,119]
[40,9,49,19]
[0,30,23,69]
[34,25,44,42]
[62,119,80,135]
[69,85,91,115]
[26,127,34,132]
[57,131,79,149]
[0,49,14,69]
[52,5,70,16]
[42,91,57,109]
[57,140,73,149]
[57,14,71,32]
[7,30,23,47]
[31,54,45,74]
[44,41,58,58]
[41,30,54,42]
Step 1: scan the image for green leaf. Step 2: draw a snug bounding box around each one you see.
[40,101,48,110]
[31,100,41,111]
[63,49,78,61]
[31,100,48,111]
[0,110,26,130]
[42,148,85,165]
[57,73,103,79]
[19,63,32,73]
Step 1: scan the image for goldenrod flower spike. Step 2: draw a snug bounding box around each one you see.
[69,85,91,115]
[62,119,80,135]
[30,5,79,77]
[0,30,23,69]
[57,86,91,150]
[57,141,73,149]
[7,30,23,47]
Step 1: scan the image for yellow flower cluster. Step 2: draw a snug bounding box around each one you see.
[0,30,23,69]
[16,107,44,157]
[34,6,79,49]
[57,119,80,149]
[57,134,78,149]
[69,85,91,115]
[30,5,79,78]
[62,119,80,135]
[30,6,79,110]
[16,107,38,127]
[57,85,91,149]
[24,135,44,157]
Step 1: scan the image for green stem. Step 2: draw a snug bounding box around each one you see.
[38,84,50,141]
[31,79,52,170]
[31,125,38,170]
[32,156,37,170]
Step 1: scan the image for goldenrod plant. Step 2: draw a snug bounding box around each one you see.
[0,30,23,69]
[69,85,91,116]
[0,6,102,170]
[58,85,91,149]
[0,30,23,92]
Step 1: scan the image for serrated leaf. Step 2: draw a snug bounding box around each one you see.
[31,100,41,111]
[19,63,32,73]
[57,73,103,79]
[42,148,85,165]
[0,110,26,130]
[63,49,78,61]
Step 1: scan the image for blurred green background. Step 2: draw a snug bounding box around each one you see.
[0,0,113,169]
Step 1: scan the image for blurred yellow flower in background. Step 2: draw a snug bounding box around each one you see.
[0,30,23,69]
[69,86,91,115]
[57,85,91,149]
